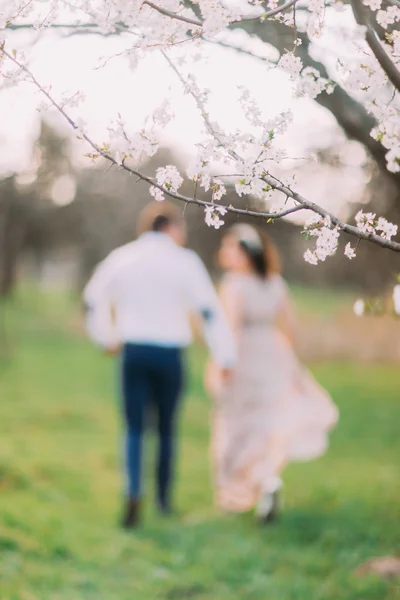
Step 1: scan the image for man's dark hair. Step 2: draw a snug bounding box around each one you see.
[152,214,170,232]
[137,201,183,235]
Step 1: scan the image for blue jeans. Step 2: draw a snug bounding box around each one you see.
[121,343,184,510]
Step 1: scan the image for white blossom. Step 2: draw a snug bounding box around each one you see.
[155,165,183,193]
[235,177,250,197]
[309,0,324,14]
[212,182,226,201]
[392,30,400,54]
[238,86,263,127]
[392,285,400,314]
[61,91,85,109]
[353,299,365,317]
[303,216,340,264]
[355,210,376,234]
[278,53,303,80]
[363,0,382,11]
[149,186,165,202]
[204,205,227,229]
[304,213,332,236]
[304,249,318,265]
[187,162,211,192]
[197,0,241,37]
[314,226,340,262]
[376,217,398,240]
[386,148,400,173]
[376,5,400,27]
[263,110,293,136]
[344,243,356,259]
[152,100,174,128]
[333,1,345,12]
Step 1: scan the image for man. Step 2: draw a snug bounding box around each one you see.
[83,201,236,528]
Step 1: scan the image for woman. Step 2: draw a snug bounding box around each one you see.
[206,224,338,523]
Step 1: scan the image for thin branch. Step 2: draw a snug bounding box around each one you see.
[5,0,299,35]
[6,22,96,31]
[145,0,299,27]
[207,36,274,64]
[143,1,201,27]
[261,174,400,251]
[255,0,299,20]
[7,0,35,25]
[383,0,400,7]
[351,0,400,92]
[94,28,202,70]
[5,21,129,37]
[2,47,400,253]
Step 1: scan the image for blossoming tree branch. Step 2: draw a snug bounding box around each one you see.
[1,0,400,265]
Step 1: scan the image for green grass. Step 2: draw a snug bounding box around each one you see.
[0,288,399,600]
[289,284,356,318]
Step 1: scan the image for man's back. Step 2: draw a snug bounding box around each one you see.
[106,232,201,346]
[84,231,222,349]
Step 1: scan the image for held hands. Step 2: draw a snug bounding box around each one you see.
[104,343,122,357]
[220,368,233,383]
[205,361,234,397]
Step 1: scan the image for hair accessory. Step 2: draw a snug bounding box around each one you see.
[234,224,263,251]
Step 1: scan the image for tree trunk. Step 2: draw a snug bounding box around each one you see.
[0,186,26,297]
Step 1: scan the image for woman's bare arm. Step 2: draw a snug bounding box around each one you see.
[219,279,243,340]
[274,282,296,346]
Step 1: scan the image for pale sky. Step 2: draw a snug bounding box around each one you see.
[0,4,367,217]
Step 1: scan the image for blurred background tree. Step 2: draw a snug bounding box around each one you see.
[0,118,398,298]
[2,5,400,295]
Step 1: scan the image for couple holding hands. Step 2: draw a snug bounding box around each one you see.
[84,201,337,528]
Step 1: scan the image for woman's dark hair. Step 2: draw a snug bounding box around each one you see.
[229,224,281,279]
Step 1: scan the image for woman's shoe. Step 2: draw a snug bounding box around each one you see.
[256,489,281,524]
[121,498,141,529]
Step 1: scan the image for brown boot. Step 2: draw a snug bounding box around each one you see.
[121,498,140,529]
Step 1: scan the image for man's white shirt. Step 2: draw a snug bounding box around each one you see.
[83,232,236,369]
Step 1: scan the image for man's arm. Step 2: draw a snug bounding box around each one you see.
[186,252,237,370]
[82,253,120,350]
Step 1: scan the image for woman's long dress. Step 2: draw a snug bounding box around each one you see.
[207,274,338,512]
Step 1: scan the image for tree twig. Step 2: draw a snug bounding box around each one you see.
[145,0,299,26]
[351,0,400,93]
[5,0,299,34]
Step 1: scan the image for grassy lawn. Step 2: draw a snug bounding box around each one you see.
[0,289,399,600]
